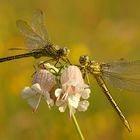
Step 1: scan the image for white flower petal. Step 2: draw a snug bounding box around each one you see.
[43,90,53,101]
[55,100,65,106]
[74,93,81,99]
[68,95,80,108]
[27,95,41,111]
[81,88,91,99]
[32,83,42,93]
[59,104,67,112]
[45,97,54,106]
[55,88,62,97]
[21,87,36,99]
[78,100,89,112]
[48,99,54,106]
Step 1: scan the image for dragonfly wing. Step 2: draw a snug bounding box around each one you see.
[17,20,46,43]
[101,59,140,75]
[24,38,46,51]
[31,9,50,41]
[102,71,140,92]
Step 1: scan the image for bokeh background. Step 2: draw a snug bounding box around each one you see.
[0,0,140,140]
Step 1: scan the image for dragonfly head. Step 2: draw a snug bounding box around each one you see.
[79,55,90,66]
[58,47,70,57]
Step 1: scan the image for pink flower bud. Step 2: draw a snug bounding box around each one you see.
[61,65,84,86]
[32,69,56,93]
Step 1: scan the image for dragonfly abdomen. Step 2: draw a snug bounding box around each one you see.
[94,75,131,132]
[0,52,42,63]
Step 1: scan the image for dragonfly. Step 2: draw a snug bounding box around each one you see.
[79,55,140,132]
[0,10,70,64]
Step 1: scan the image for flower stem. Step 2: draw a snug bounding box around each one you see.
[71,112,85,140]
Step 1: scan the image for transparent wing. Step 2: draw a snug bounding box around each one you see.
[24,38,46,51]
[17,20,47,50]
[101,59,140,75]
[102,72,140,91]
[17,20,43,41]
[31,9,50,41]
[101,59,140,91]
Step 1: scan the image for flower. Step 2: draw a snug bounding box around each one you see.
[55,65,90,116]
[21,68,57,112]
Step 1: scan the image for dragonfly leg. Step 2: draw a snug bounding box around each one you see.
[61,57,71,65]
[85,73,90,86]
[57,65,64,75]
[80,67,90,85]
[38,58,55,68]
[54,58,60,67]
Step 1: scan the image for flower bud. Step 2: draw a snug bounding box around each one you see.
[61,65,84,86]
[32,69,56,94]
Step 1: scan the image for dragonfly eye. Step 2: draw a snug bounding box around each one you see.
[79,55,89,65]
[58,47,70,57]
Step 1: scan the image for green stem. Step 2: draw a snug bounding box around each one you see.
[71,112,85,140]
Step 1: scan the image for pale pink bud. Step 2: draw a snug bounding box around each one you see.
[32,69,56,93]
[61,65,84,87]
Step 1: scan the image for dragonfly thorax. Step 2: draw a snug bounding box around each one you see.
[88,62,101,75]
[33,51,43,59]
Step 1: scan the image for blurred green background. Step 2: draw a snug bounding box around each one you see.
[1,0,140,140]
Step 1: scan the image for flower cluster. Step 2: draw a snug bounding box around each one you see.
[21,63,91,115]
